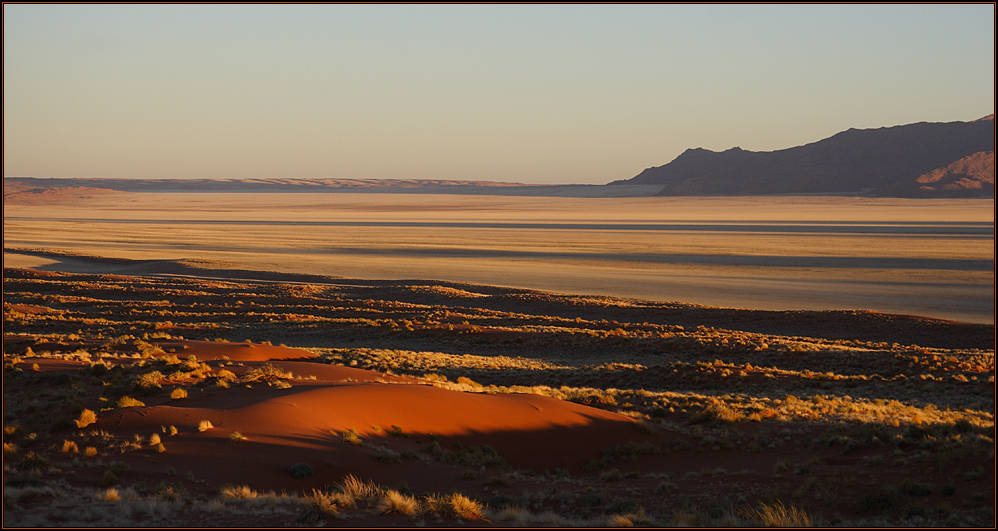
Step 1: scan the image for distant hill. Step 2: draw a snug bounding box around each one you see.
[613,115,995,197]
[2,177,664,200]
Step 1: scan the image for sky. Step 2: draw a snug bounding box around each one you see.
[3,4,995,185]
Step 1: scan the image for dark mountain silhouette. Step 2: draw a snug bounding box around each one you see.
[613,115,995,197]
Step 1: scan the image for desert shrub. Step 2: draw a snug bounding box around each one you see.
[339,428,362,446]
[857,486,903,514]
[156,483,190,502]
[486,493,517,510]
[132,371,165,393]
[688,403,743,424]
[170,388,188,400]
[116,396,145,408]
[3,442,18,457]
[100,470,120,487]
[655,481,678,494]
[634,420,655,435]
[84,446,98,457]
[606,498,639,515]
[387,425,404,437]
[220,484,258,499]
[242,364,292,383]
[456,445,506,468]
[198,420,213,432]
[377,447,402,464]
[18,452,49,471]
[61,440,79,454]
[289,462,314,479]
[75,409,97,428]
[489,475,511,487]
[149,433,161,445]
[99,487,121,502]
[601,468,623,482]
[229,431,247,442]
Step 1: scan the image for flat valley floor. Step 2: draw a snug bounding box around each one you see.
[3,193,995,323]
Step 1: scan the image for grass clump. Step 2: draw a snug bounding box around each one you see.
[296,489,341,524]
[75,409,97,428]
[220,484,258,499]
[99,487,122,502]
[601,468,624,482]
[61,440,79,454]
[242,363,292,383]
[100,470,120,487]
[198,420,214,432]
[132,371,165,393]
[229,431,247,442]
[747,501,812,527]
[116,396,145,408]
[448,492,485,520]
[339,428,362,446]
[170,388,188,400]
[378,489,419,516]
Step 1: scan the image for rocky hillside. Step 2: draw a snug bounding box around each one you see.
[615,115,995,197]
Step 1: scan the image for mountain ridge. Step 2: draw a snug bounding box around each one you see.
[614,116,995,197]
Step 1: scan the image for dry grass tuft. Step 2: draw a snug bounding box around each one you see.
[378,489,419,516]
[339,474,380,504]
[242,363,292,383]
[198,420,214,432]
[448,492,485,520]
[99,488,121,502]
[748,501,812,527]
[297,489,341,523]
[61,440,79,454]
[75,409,97,428]
[339,428,362,446]
[220,484,258,499]
[170,388,188,400]
[116,396,145,408]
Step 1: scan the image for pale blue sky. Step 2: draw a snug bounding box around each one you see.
[4,4,995,184]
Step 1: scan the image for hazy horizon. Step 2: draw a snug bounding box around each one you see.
[4,4,995,184]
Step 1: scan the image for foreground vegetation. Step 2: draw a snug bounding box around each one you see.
[3,267,994,527]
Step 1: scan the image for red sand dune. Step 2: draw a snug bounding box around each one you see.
[74,351,646,494]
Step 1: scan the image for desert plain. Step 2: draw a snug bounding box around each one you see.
[2,190,995,527]
[4,192,994,323]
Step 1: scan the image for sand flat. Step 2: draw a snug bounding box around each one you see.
[3,193,994,322]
